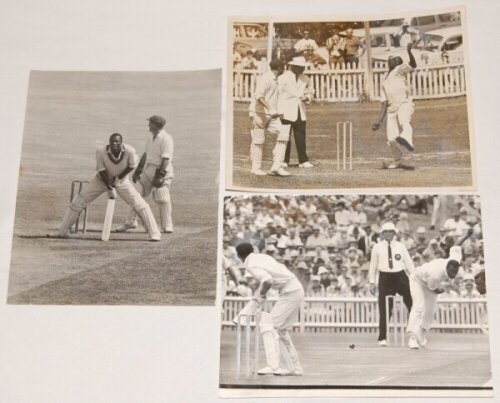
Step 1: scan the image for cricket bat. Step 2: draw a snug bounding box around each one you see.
[101,198,115,241]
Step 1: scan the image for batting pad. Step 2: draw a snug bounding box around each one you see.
[136,206,161,238]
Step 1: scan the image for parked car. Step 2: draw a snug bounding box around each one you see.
[233,23,268,59]
[372,27,464,66]
[370,12,461,33]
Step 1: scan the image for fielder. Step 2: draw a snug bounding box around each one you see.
[117,115,174,233]
[51,133,161,241]
[372,43,417,170]
[235,242,304,376]
[406,245,462,349]
[248,58,290,177]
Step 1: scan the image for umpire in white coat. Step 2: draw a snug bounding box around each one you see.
[369,222,414,346]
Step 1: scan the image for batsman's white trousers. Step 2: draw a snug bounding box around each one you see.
[250,112,290,142]
[271,287,305,331]
[386,101,414,146]
[78,174,149,210]
[406,276,438,335]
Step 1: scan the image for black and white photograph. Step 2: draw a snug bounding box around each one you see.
[7,69,221,305]
[226,8,475,192]
[219,194,491,395]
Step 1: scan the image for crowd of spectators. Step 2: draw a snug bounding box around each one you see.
[222,195,485,300]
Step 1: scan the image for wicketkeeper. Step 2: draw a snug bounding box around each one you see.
[51,133,161,241]
[117,115,174,233]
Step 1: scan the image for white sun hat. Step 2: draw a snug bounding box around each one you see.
[381,222,397,232]
[288,56,309,67]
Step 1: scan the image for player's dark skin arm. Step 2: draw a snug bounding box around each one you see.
[372,102,388,132]
[407,42,417,68]
[117,166,134,180]
[259,280,273,298]
[99,171,114,190]
[132,153,147,182]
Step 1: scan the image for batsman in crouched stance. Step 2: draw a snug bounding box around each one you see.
[117,115,174,233]
[236,243,304,376]
[52,133,161,241]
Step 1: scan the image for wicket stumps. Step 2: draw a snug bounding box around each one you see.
[235,314,260,378]
[70,180,89,234]
[385,295,406,346]
[336,121,353,170]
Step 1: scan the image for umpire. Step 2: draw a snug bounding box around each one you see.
[369,222,414,346]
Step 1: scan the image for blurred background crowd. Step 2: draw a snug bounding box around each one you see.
[222,195,484,299]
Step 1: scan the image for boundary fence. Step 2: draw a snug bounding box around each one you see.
[233,63,467,102]
[222,296,487,334]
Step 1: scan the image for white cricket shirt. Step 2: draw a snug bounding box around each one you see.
[369,239,415,283]
[413,253,461,291]
[96,144,138,178]
[244,253,302,294]
[144,129,174,167]
[381,63,413,113]
[249,71,279,115]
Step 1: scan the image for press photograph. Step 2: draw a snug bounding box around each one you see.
[219,194,491,395]
[8,69,221,305]
[227,8,475,191]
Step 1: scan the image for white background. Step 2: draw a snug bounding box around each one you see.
[0,0,499,402]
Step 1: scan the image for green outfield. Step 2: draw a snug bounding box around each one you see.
[230,97,474,190]
[8,70,221,305]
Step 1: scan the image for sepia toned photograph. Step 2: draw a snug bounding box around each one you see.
[8,69,221,305]
[219,194,491,395]
[227,8,475,192]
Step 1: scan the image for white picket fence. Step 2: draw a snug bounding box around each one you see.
[222,296,488,333]
[233,63,467,102]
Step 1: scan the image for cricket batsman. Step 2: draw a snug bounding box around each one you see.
[117,115,174,233]
[235,242,304,376]
[248,58,291,177]
[372,43,417,170]
[406,244,464,349]
[50,133,161,241]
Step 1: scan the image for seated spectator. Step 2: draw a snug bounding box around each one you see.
[422,239,446,260]
[414,226,428,254]
[444,210,469,237]
[325,278,341,296]
[351,203,367,226]
[400,230,415,251]
[306,275,325,297]
[306,226,328,249]
[331,227,350,249]
[318,266,331,289]
[460,274,481,298]
[286,227,304,248]
[334,202,352,227]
